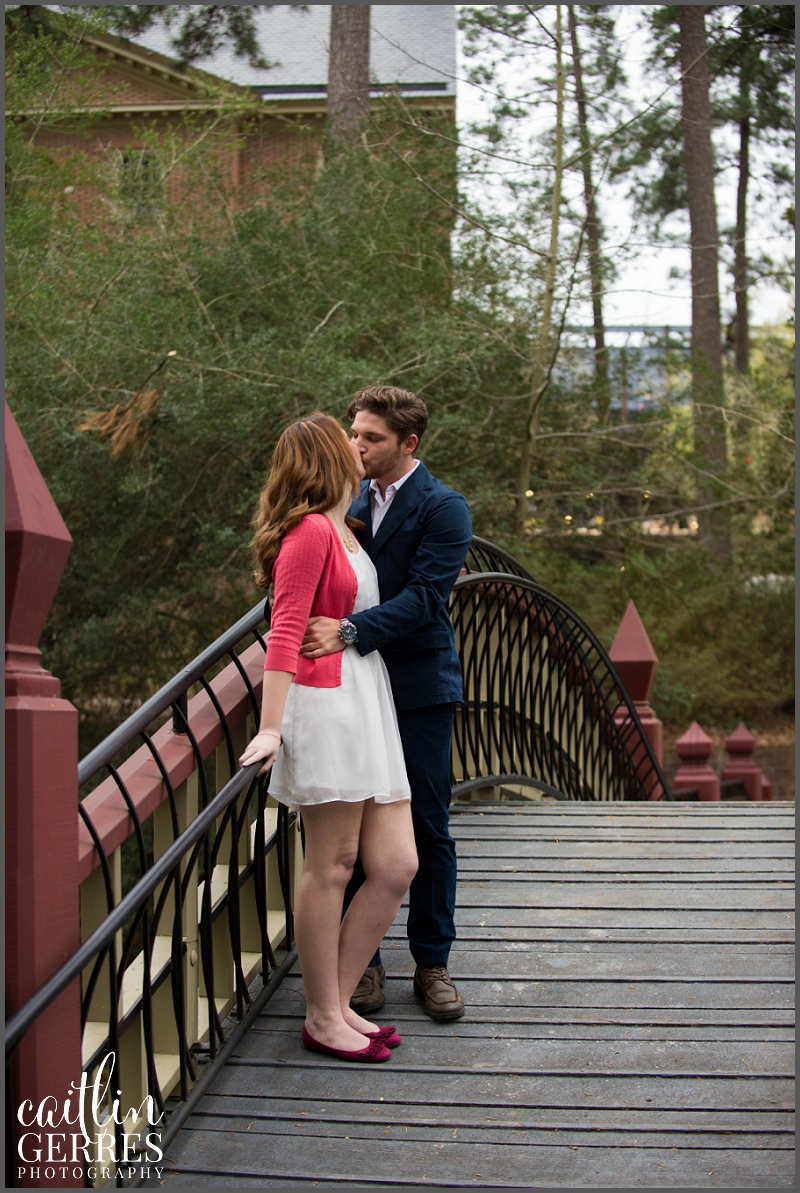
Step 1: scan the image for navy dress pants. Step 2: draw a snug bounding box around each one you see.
[343,703,457,970]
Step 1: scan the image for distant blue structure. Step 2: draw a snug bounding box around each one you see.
[555,326,692,411]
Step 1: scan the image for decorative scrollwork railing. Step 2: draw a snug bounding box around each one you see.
[465,534,535,580]
[5,536,668,1188]
[450,572,669,802]
[6,602,302,1188]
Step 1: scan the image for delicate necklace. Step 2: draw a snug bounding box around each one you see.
[326,511,357,552]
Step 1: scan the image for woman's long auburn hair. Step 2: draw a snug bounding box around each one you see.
[251,412,363,589]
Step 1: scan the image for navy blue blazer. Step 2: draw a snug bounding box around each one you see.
[347,461,472,711]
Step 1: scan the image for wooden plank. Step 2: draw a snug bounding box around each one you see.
[453,885,795,909]
[452,889,794,913]
[447,908,794,928]
[451,806,795,818]
[253,1015,795,1043]
[392,929,797,945]
[157,1130,795,1187]
[267,976,796,1024]
[202,1063,796,1112]
[279,948,793,982]
[458,856,796,868]
[453,828,795,842]
[453,835,796,854]
[457,868,793,882]
[452,823,797,835]
[457,842,796,858]
[451,808,795,819]
[451,801,793,809]
[156,1126,796,1183]
[385,938,795,954]
[186,1110,795,1152]
[451,816,797,827]
[264,998,796,1031]
[151,800,793,1190]
[236,1030,794,1078]
[421,950,795,981]
[194,1093,795,1134]
[351,979,795,1009]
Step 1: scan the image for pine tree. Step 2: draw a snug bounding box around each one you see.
[327,5,371,140]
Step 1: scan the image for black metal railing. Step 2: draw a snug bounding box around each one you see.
[465,534,535,580]
[451,572,669,802]
[6,536,670,1187]
[77,599,267,789]
[6,764,297,1186]
[6,600,301,1188]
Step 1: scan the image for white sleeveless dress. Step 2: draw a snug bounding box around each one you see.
[268,546,411,808]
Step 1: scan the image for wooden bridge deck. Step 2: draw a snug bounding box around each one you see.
[153,801,795,1188]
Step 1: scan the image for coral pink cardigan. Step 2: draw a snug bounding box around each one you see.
[264,513,358,687]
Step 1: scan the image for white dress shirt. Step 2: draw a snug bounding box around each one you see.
[370,460,420,536]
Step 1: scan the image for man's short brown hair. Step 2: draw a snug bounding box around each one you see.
[347,386,429,447]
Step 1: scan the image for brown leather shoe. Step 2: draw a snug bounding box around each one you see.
[413,966,465,1021]
[349,964,386,1014]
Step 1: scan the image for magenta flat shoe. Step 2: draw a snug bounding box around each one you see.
[367,1025,402,1048]
[302,1024,391,1063]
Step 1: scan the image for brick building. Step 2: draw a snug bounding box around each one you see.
[16,5,456,220]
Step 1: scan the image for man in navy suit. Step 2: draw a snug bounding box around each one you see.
[300,386,472,1020]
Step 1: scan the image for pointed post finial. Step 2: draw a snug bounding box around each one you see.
[609,600,663,799]
[673,721,720,801]
[722,722,767,801]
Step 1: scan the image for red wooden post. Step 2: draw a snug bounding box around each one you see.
[5,403,83,1188]
[673,721,720,801]
[609,600,664,800]
[722,722,768,801]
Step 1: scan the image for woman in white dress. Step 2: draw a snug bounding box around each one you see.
[239,413,418,1064]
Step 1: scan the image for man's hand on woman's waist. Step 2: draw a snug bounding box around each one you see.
[300,616,346,658]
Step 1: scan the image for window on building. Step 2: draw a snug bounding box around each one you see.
[118,149,163,215]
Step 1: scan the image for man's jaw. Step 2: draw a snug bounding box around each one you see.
[361,459,388,482]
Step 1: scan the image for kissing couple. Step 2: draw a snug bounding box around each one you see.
[240,385,472,1061]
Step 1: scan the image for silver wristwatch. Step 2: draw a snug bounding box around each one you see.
[338,618,358,645]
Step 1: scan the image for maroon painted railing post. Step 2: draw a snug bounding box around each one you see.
[672,721,721,801]
[5,403,83,1188]
[609,600,664,800]
[722,722,769,801]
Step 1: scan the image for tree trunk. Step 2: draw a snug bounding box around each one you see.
[567,5,609,418]
[515,4,565,539]
[734,69,750,374]
[328,6,370,140]
[677,5,731,561]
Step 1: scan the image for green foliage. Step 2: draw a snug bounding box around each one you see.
[59,5,307,68]
[5,11,794,755]
[5,74,516,750]
[627,5,795,227]
[520,531,794,730]
[509,327,795,729]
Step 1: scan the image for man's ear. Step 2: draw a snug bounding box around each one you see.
[403,434,419,456]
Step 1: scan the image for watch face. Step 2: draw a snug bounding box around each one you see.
[340,620,357,642]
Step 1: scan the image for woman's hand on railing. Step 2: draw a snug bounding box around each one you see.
[239,730,282,775]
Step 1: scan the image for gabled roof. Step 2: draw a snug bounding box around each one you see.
[78,29,252,113]
[7,6,456,118]
[6,22,252,116]
[131,4,456,111]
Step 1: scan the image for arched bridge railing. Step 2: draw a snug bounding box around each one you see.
[465,534,535,580]
[5,536,668,1187]
[450,572,669,803]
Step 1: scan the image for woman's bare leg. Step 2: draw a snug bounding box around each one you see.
[294,801,370,1051]
[339,798,418,1033]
